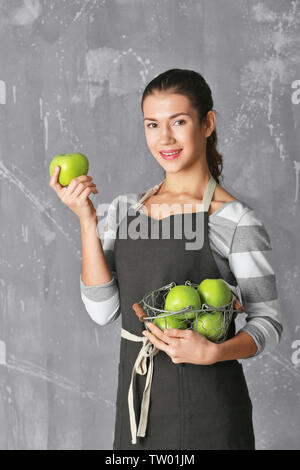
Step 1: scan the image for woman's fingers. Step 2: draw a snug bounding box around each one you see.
[144,321,175,346]
[49,166,64,195]
[78,185,98,200]
[49,168,98,221]
[49,169,96,199]
[73,182,96,198]
[143,324,173,353]
[66,175,93,196]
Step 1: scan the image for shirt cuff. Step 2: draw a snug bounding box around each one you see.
[239,316,282,356]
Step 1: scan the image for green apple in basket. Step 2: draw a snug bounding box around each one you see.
[49,153,89,186]
[153,313,188,332]
[163,285,201,321]
[193,278,232,341]
[197,278,232,308]
[192,311,225,341]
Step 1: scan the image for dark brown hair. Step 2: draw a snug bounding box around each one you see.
[141,68,223,184]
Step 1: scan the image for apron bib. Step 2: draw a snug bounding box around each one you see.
[113,174,255,450]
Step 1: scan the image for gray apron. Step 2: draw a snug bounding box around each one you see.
[113,174,255,450]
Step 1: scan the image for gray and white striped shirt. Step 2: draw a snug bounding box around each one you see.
[80,186,283,357]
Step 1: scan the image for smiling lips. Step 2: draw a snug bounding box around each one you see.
[159,149,182,160]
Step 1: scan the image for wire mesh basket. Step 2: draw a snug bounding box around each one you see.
[139,280,243,343]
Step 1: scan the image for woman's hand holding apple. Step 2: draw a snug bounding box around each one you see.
[142,321,220,365]
[49,166,98,223]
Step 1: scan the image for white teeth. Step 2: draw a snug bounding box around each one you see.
[161,150,181,155]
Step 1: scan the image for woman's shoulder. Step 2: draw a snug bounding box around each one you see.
[210,195,266,229]
[208,184,268,243]
[210,181,270,226]
[209,197,252,222]
[102,192,143,227]
[207,182,247,221]
[209,194,271,253]
[117,189,153,212]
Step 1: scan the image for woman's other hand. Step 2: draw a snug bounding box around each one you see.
[49,166,98,223]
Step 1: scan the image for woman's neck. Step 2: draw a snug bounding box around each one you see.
[160,164,211,200]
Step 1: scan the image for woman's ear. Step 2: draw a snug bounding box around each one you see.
[204,110,216,138]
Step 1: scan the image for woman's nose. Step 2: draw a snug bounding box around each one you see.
[159,127,176,144]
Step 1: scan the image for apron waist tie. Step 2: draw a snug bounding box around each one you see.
[121,327,159,445]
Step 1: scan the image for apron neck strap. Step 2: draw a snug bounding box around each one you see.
[202,173,217,212]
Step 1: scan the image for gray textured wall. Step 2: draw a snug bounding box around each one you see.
[0,0,299,450]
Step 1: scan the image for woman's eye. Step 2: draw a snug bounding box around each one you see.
[147,120,185,129]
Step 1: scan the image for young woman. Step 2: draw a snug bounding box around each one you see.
[50,69,283,450]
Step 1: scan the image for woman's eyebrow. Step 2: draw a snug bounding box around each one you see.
[143,112,191,122]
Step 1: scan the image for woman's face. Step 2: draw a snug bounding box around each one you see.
[143,91,214,173]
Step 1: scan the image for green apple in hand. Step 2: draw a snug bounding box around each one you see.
[197,278,232,309]
[153,313,187,332]
[192,311,225,341]
[49,153,89,186]
[164,285,201,320]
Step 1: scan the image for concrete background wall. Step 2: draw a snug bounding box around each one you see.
[0,0,299,450]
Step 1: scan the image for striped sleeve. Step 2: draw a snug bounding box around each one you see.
[80,195,121,326]
[228,208,283,356]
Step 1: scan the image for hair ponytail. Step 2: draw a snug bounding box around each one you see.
[206,129,223,184]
